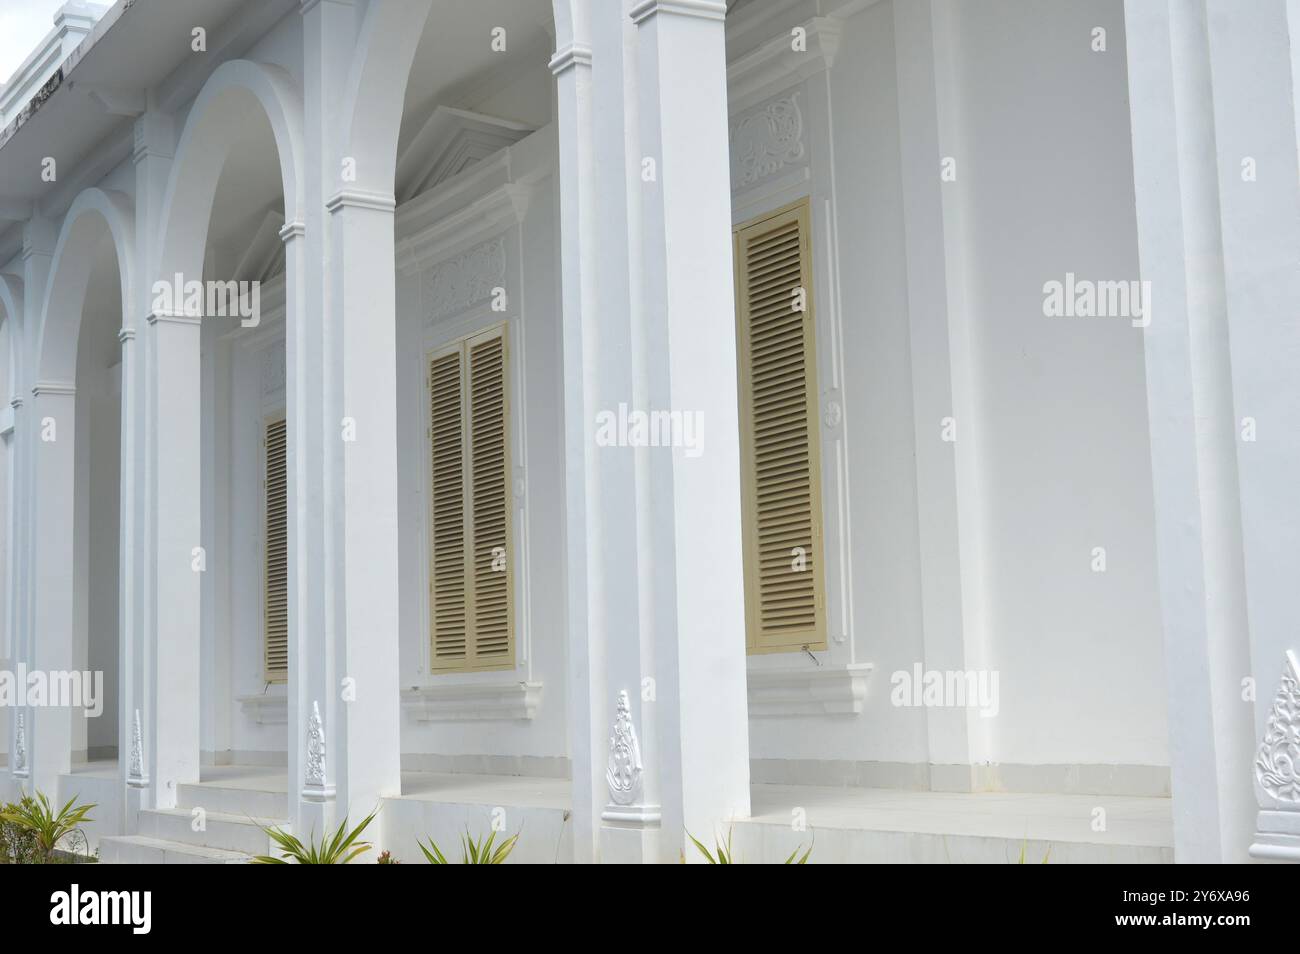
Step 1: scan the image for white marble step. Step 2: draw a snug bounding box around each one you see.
[176,782,286,819]
[136,808,284,856]
[98,835,252,865]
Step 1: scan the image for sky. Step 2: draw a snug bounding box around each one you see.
[0,0,73,88]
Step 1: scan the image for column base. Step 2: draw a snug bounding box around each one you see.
[1250,810,1300,862]
[601,803,662,863]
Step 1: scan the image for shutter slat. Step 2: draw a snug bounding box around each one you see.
[467,332,512,664]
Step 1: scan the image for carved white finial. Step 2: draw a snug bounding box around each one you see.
[128,709,146,783]
[14,711,26,775]
[302,700,333,800]
[605,690,644,807]
[1256,651,1300,805]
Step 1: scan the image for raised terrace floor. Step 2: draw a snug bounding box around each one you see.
[43,762,1172,864]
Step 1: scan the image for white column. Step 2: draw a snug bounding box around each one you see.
[15,220,55,791]
[146,310,202,808]
[28,382,76,795]
[125,111,172,822]
[1123,0,1256,862]
[550,3,605,863]
[630,0,750,860]
[1202,0,1300,862]
[2,275,24,786]
[892,0,989,789]
[319,189,403,820]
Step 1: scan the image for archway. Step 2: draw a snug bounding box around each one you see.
[29,188,134,795]
[148,59,303,805]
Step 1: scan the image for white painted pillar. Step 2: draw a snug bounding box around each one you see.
[146,310,202,808]
[126,111,172,822]
[1123,0,1256,862]
[28,382,76,796]
[1201,0,1300,862]
[1,275,24,785]
[630,0,750,861]
[892,0,989,790]
[292,0,347,837]
[319,188,404,821]
[550,0,605,863]
[15,220,56,790]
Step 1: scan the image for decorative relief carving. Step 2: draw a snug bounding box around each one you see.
[305,700,327,788]
[605,690,644,807]
[13,711,25,774]
[730,92,805,190]
[422,236,506,323]
[1256,652,1300,804]
[129,709,144,780]
[262,341,286,395]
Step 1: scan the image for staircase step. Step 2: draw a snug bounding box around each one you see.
[98,835,252,865]
[176,783,286,819]
[137,808,284,855]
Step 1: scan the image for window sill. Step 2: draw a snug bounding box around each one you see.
[238,689,287,725]
[747,663,872,717]
[401,680,542,722]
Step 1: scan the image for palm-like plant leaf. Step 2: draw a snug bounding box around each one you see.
[252,811,376,864]
[419,829,519,864]
[0,792,96,861]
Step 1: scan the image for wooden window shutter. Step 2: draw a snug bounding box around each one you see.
[428,325,513,672]
[733,199,827,653]
[263,415,289,682]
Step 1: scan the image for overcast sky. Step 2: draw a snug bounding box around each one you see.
[0,0,72,87]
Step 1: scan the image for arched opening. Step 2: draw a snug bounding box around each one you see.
[149,60,302,805]
[30,189,134,796]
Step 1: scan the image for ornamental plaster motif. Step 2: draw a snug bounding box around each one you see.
[128,709,146,782]
[1256,652,1300,804]
[306,700,327,788]
[605,690,644,807]
[422,236,507,323]
[730,92,805,190]
[14,711,26,773]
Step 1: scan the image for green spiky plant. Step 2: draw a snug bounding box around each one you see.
[687,826,812,864]
[419,830,519,864]
[0,792,96,864]
[253,810,376,864]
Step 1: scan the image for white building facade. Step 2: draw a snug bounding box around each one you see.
[0,0,1294,864]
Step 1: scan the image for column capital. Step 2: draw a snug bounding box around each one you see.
[147,309,202,327]
[279,219,307,242]
[299,0,355,14]
[630,0,727,26]
[9,396,23,410]
[133,112,175,165]
[31,381,75,398]
[325,189,396,214]
[549,43,593,76]
[118,326,137,343]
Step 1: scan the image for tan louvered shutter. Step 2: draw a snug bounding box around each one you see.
[429,346,469,670]
[263,415,289,682]
[428,326,514,672]
[466,327,512,669]
[734,199,827,653]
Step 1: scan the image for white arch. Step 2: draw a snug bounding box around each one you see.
[155,58,304,285]
[36,188,135,386]
[335,0,434,198]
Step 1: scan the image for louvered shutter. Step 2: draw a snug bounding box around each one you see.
[429,346,469,669]
[428,325,513,672]
[263,416,289,682]
[466,329,512,667]
[733,200,827,653]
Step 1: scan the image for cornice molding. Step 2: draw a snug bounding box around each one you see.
[727,16,841,113]
[325,189,396,215]
[631,0,728,25]
[31,380,75,397]
[147,309,203,326]
[396,181,532,277]
[549,43,593,76]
